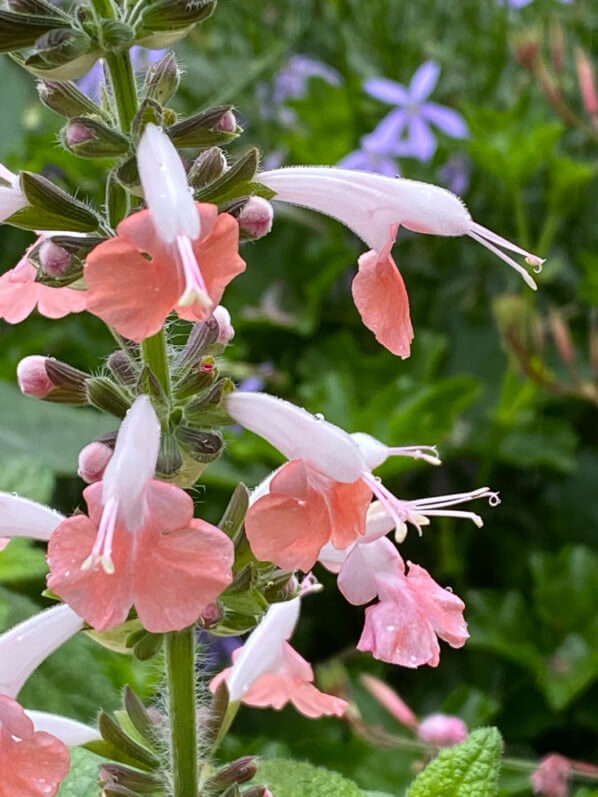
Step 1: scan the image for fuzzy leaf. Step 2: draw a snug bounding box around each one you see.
[57,747,104,797]
[407,727,503,797]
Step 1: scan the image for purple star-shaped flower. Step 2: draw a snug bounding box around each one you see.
[273,55,342,104]
[504,0,572,7]
[364,61,469,162]
[338,114,414,176]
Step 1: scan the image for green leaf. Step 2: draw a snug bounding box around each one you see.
[256,759,367,797]
[0,455,55,502]
[0,383,114,476]
[407,727,503,797]
[57,746,104,797]
[537,633,598,711]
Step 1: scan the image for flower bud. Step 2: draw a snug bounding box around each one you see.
[176,317,220,371]
[550,20,565,75]
[144,51,180,105]
[549,309,574,365]
[99,762,162,793]
[173,357,218,400]
[238,196,274,240]
[39,239,72,277]
[139,0,217,35]
[209,757,258,788]
[188,147,228,188]
[531,753,571,797]
[17,355,54,398]
[243,788,274,797]
[176,427,223,464]
[0,8,64,53]
[201,603,223,627]
[156,432,184,479]
[218,109,237,132]
[78,441,113,483]
[63,117,130,158]
[38,79,105,119]
[417,714,468,747]
[514,31,541,70]
[13,171,99,233]
[213,305,235,343]
[168,105,240,149]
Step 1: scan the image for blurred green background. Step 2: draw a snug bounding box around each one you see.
[1,0,598,794]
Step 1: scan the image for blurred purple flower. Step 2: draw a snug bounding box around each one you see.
[197,630,242,671]
[78,47,166,101]
[339,148,398,177]
[504,0,572,6]
[439,154,471,195]
[338,109,418,176]
[273,55,342,104]
[364,61,469,162]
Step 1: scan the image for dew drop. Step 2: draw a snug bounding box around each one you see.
[445,586,453,593]
[314,412,325,421]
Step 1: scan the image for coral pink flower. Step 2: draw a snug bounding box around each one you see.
[0,694,70,797]
[531,754,572,797]
[47,396,234,632]
[259,167,544,357]
[228,392,497,570]
[210,598,348,718]
[0,242,86,324]
[0,538,8,552]
[85,125,245,342]
[321,507,469,668]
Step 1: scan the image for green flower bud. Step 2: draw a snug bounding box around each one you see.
[38,79,107,120]
[0,9,64,53]
[86,377,132,419]
[188,147,228,188]
[24,28,99,81]
[63,117,130,158]
[143,51,180,105]
[8,171,100,233]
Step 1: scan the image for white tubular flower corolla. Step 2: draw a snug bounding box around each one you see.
[0,163,28,223]
[259,167,544,290]
[25,711,101,746]
[137,123,210,308]
[0,604,83,698]
[0,493,64,541]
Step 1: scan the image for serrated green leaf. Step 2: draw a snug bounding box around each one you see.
[255,759,366,796]
[57,746,104,797]
[407,728,503,797]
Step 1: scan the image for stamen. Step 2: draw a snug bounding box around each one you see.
[362,471,410,537]
[176,235,212,309]
[388,445,442,466]
[469,230,538,291]
[422,509,484,528]
[414,487,500,509]
[81,495,118,574]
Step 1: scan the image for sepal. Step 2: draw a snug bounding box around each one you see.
[176,426,223,463]
[7,171,100,232]
[156,432,184,478]
[98,711,160,771]
[139,0,217,32]
[217,483,249,542]
[87,376,132,418]
[184,378,235,426]
[188,147,228,188]
[131,99,163,141]
[0,9,64,52]
[38,79,108,119]
[24,28,99,81]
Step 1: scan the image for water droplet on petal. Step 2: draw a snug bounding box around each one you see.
[314,412,325,421]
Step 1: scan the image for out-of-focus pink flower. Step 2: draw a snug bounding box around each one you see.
[259,167,544,357]
[360,674,467,745]
[229,392,497,570]
[213,305,235,343]
[531,754,572,797]
[210,597,348,719]
[360,673,418,729]
[77,441,113,484]
[85,125,245,342]
[0,694,70,797]
[418,714,468,746]
[0,163,28,222]
[0,243,86,324]
[47,397,234,632]
[0,538,8,551]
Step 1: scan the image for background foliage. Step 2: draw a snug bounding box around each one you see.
[1,0,597,794]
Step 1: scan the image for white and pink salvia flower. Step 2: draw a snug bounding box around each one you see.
[210,596,348,719]
[45,395,234,632]
[320,503,469,668]
[259,167,544,358]
[0,604,102,796]
[227,391,499,571]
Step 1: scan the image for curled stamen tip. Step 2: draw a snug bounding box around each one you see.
[488,493,501,507]
[525,254,545,272]
[300,573,323,596]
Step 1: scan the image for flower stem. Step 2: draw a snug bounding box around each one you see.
[165,628,198,797]
[104,49,138,133]
[141,329,172,397]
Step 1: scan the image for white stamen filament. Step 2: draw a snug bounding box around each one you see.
[81,495,118,574]
[176,235,212,309]
[469,222,544,291]
[388,445,442,466]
